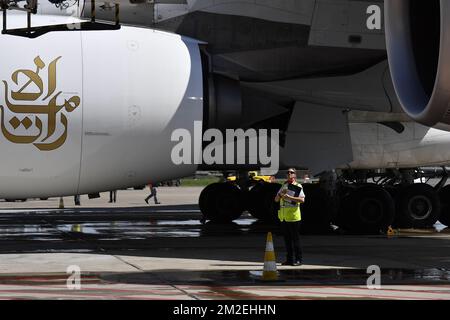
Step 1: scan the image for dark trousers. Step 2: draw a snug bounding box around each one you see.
[281,221,302,262]
[109,190,117,203]
[145,187,159,204]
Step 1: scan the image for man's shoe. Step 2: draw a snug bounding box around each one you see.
[281,261,293,266]
[291,260,302,266]
[145,199,149,204]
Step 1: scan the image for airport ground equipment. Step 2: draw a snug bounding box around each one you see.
[227,171,274,183]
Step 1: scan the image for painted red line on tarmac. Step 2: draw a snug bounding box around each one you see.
[0,275,98,281]
[230,284,450,295]
[192,291,330,300]
[178,286,445,300]
[179,291,313,300]
[0,291,188,300]
[0,283,189,297]
[253,287,445,300]
[179,285,450,292]
[69,287,181,295]
[1,294,182,301]
[0,289,185,299]
[13,285,183,295]
[112,296,191,301]
[0,281,100,287]
[0,286,398,301]
[174,287,333,300]
[0,287,183,297]
[227,288,446,300]
[0,282,182,295]
[326,286,450,296]
[1,284,443,300]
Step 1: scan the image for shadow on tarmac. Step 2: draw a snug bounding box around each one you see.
[99,268,450,287]
[0,205,450,272]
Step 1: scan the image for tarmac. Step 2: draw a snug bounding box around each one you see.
[0,187,450,300]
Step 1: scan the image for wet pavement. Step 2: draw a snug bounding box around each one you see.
[0,270,450,300]
[0,188,449,300]
[0,205,266,254]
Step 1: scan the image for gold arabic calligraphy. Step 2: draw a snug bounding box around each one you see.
[0,56,80,151]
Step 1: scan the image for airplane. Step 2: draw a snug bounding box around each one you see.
[1,0,449,234]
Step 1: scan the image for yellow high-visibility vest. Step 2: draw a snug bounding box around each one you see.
[278,182,303,222]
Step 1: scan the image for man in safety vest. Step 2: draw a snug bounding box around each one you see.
[274,168,306,266]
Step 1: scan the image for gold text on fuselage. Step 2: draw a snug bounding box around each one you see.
[0,56,80,151]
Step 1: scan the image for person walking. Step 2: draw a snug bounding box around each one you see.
[109,190,117,203]
[74,195,81,206]
[274,168,306,266]
[145,183,161,204]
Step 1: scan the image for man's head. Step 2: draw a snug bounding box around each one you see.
[287,168,297,182]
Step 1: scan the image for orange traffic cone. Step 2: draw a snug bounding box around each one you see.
[262,232,278,281]
[387,226,396,237]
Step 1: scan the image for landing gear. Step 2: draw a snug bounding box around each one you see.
[336,168,446,232]
[394,184,441,228]
[198,171,281,224]
[198,167,450,232]
[199,183,244,223]
[247,182,281,223]
[300,183,335,233]
[338,184,395,234]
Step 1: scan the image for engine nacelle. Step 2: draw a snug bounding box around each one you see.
[0,12,203,198]
[385,0,450,127]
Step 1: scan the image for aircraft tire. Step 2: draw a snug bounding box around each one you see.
[247,182,281,224]
[300,184,335,234]
[199,183,244,222]
[247,183,265,220]
[338,184,395,234]
[394,184,441,228]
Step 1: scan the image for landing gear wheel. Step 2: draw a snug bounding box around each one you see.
[199,183,244,223]
[248,182,281,223]
[301,184,335,234]
[439,185,450,227]
[338,184,395,234]
[384,185,400,199]
[394,184,441,228]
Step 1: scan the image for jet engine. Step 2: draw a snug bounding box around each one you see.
[0,12,203,198]
[385,0,450,128]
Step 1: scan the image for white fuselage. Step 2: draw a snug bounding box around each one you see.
[0,13,203,198]
[348,122,450,169]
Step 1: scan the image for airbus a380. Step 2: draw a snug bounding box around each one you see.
[1,0,450,234]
